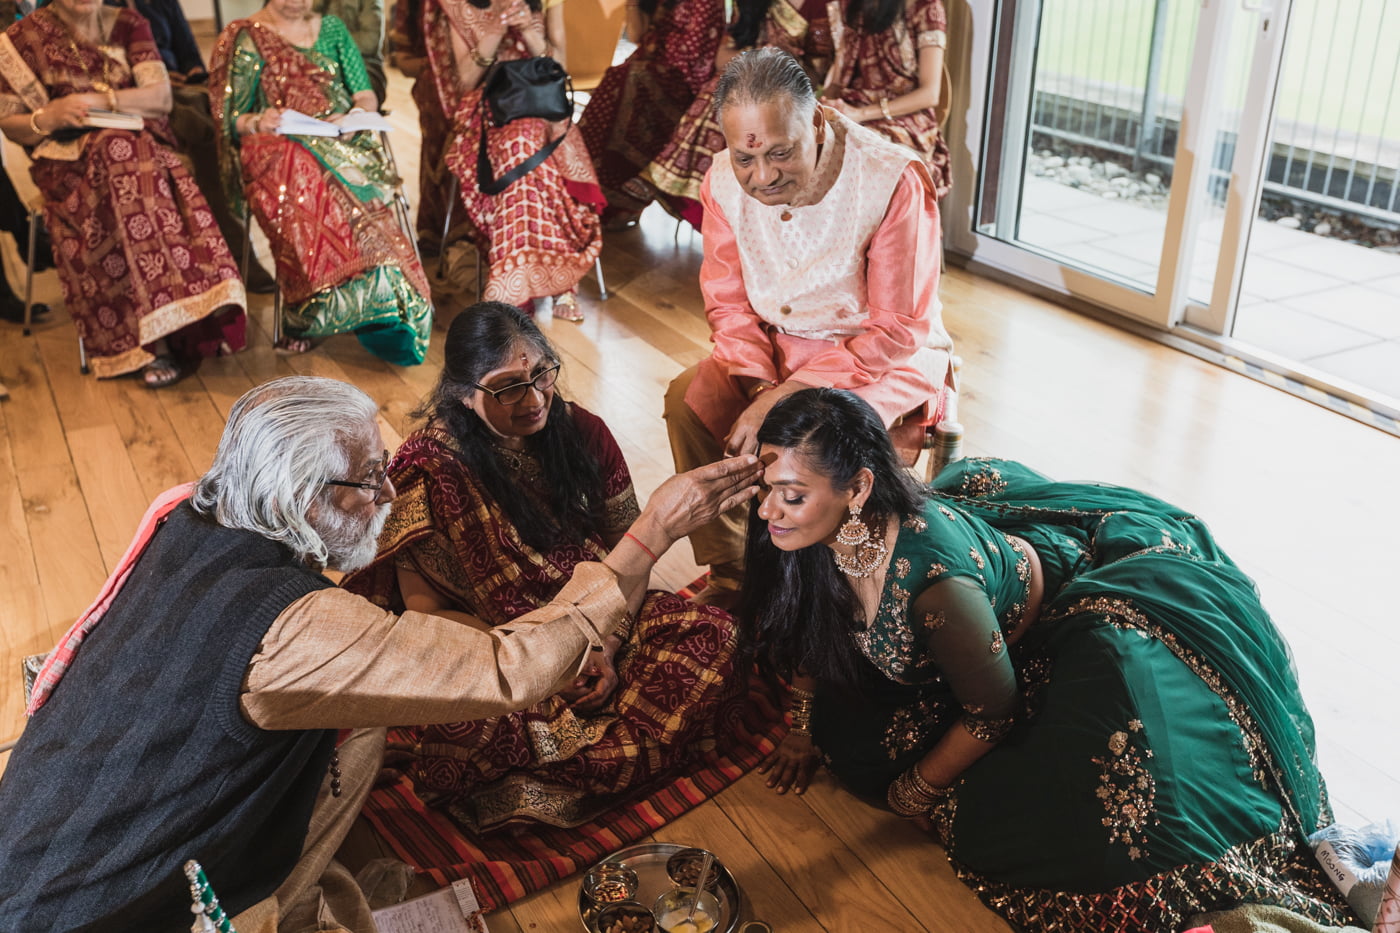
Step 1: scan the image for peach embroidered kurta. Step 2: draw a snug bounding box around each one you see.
[684,109,952,450]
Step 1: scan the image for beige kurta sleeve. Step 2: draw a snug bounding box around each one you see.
[240,561,625,730]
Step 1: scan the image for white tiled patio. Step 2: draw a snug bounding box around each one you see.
[1019,175,1400,404]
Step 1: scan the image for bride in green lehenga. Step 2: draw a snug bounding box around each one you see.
[739,388,1355,931]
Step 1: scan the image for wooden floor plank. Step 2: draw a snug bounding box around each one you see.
[715,772,928,931]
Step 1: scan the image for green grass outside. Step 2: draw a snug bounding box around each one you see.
[1033,0,1399,144]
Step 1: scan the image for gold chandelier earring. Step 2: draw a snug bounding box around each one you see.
[833,503,886,578]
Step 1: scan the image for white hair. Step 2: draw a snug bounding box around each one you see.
[192,376,379,568]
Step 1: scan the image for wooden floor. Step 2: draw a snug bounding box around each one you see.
[3,60,1399,932]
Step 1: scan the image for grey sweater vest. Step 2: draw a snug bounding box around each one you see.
[0,504,333,933]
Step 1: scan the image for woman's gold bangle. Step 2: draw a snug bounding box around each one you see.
[471,46,496,68]
[29,108,48,137]
[879,97,894,121]
[104,88,118,111]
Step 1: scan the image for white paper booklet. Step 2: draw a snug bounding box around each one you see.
[371,877,490,933]
[85,109,144,130]
[276,108,393,137]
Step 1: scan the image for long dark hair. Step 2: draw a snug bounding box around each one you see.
[728,0,774,50]
[737,389,927,689]
[843,0,902,34]
[468,0,542,11]
[414,302,605,551]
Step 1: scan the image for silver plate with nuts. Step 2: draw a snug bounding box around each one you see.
[577,842,741,933]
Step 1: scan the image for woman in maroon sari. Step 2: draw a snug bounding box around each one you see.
[423,0,603,321]
[821,0,951,198]
[576,0,725,229]
[343,303,747,832]
[0,0,246,386]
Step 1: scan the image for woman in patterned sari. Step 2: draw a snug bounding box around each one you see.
[820,0,951,197]
[0,0,246,387]
[638,0,832,229]
[209,0,433,364]
[576,0,725,230]
[343,303,747,832]
[390,0,475,260]
[742,389,1352,931]
[424,0,603,322]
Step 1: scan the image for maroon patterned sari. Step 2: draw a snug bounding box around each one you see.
[825,0,951,197]
[0,8,245,378]
[342,407,747,832]
[577,0,726,220]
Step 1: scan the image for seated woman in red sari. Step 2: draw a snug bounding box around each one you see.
[576,0,725,230]
[210,0,434,364]
[821,0,951,198]
[639,0,832,229]
[0,0,246,387]
[423,0,603,322]
[343,302,747,831]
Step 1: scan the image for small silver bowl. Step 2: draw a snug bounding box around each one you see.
[583,864,639,905]
[664,847,723,893]
[595,899,656,933]
[653,887,721,933]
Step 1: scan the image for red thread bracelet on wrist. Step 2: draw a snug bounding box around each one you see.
[623,531,659,562]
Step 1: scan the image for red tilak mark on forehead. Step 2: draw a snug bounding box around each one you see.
[746,133,758,147]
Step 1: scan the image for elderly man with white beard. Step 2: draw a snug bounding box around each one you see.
[0,375,763,933]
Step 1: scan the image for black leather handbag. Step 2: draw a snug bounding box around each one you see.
[477,58,574,195]
[483,56,572,127]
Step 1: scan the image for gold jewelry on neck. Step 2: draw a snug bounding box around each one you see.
[57,12,116,100]
[833,503,886,578]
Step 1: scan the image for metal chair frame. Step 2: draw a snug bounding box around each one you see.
[21,197,87,373]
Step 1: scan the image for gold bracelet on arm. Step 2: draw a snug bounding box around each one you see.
[879,97,894,121]
[746,380,776,401]
[29,108,49,137]
[470,45,496,68]
[104,88,118,111]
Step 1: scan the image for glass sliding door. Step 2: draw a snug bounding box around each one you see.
[956,0,1400,424]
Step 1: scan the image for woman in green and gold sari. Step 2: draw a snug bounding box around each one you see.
[740,388,1354,931]
[209,0,433,364]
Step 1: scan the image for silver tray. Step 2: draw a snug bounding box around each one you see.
[577,842,742,933]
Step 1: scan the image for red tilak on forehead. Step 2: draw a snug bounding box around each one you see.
[746,133,758,148]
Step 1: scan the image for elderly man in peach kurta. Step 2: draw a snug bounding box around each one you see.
[664,48,953,602]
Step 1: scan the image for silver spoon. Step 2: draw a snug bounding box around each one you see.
[684,851,715,927]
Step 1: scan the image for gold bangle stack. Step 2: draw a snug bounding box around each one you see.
[29,108,48,137]
[788,686,815,736]
[471,46,497,68]
[886,767,953,818]
[879,97,894,121]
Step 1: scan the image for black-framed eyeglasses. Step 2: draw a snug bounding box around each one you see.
[474,362,562,406]
[324,449,390,490]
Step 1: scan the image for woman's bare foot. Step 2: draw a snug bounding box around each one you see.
[275,335,314,354]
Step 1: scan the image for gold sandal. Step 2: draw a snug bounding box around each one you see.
[552,292,583,323]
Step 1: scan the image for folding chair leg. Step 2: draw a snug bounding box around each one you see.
[23,207,37,337]
[241,203,251,285]
[594,258,608,300]
[442,177,457,253]
[272,286,283,346]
